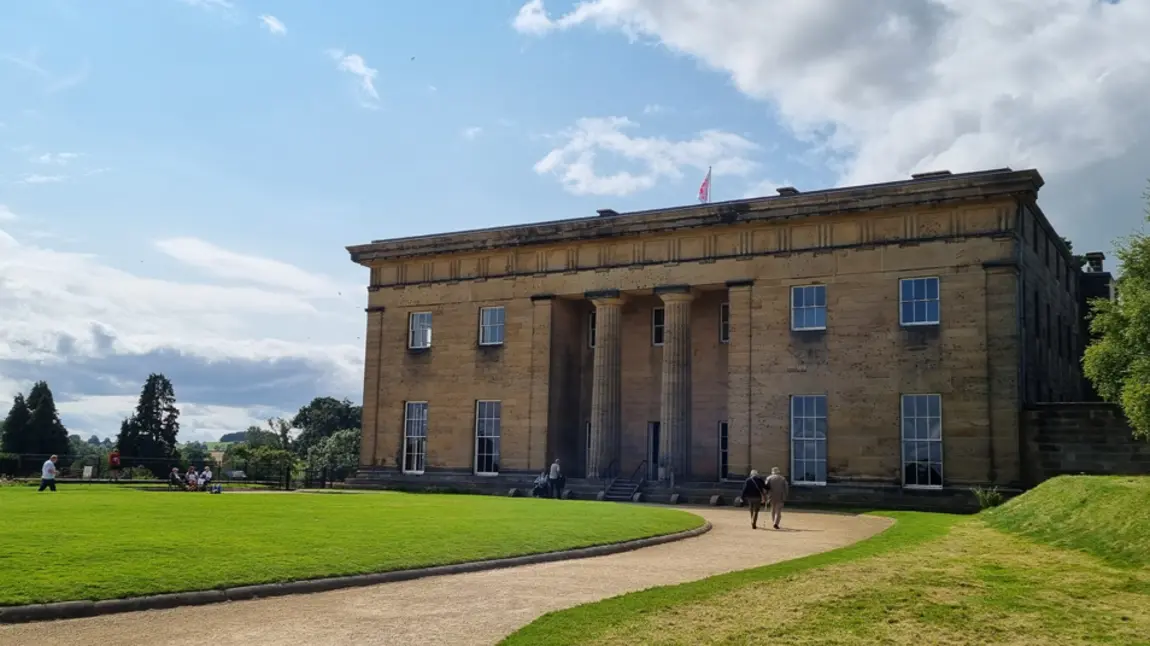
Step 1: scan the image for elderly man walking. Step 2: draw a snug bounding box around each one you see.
[765,466,789,529]
[740,469,767,529]
[39,455,59,492]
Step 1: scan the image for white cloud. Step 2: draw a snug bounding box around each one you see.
[534,116,759,196]
[34,152,80,165]
[514,1,1150,254]
[742,178,796,199]
[18,174,66,185]
[642,104,667,115]
[259,14,286,35]
[178,0,235,12]
[462,126,483,141]
[0,227,363,442]
[325,49,380,109]
[0,205,17,221]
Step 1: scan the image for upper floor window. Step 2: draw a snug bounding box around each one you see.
[899,277,940,327]
[408,312,432,349]
[652,308,665,346]
[478,306,505,346]
[588,312,596,348]
[791,285,827,331]
[719,303,730,343]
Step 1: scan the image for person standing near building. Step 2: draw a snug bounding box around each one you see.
[39,455,58,492]
[741,469,767,529]
[548,458,563,499]
[765,466,789,529]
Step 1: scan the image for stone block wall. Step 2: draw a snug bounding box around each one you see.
[1021,403,1150,485]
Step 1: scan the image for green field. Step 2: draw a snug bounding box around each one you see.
[0,487,703,606]
[503,476,1150,645]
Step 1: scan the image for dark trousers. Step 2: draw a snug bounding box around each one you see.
[748,499,762,526]
[549,478,562,499]
[39,478,56,492]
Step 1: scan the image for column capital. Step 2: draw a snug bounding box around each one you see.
[725,279,754,289]
[655,284,695,304]
[585,289,625,306]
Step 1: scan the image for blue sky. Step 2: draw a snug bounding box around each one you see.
[3,0,1149,442]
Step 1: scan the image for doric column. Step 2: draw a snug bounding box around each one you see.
[587,290,624,479]
[725,280,754,479]
[360,305,386,468]
[657,285,694,485]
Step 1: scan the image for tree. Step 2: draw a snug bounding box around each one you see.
[1084,184,1150,440]
[291,397,361,456]
[217,431,247,443]
[1061,236,1088,270]
[267,417,293,452]
[307,428,360,478]
[25,381,69,456]
[1,394,32,454]
[243,425,280,448]
[181,441,210,464]
[116,374,181,474]
[86,434,102,446]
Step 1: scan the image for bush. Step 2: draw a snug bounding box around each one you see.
[973,485,1006,509]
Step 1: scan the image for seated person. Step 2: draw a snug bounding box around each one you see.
[168,467,183,489]
[197,466,212,491]
[185,467,198,490]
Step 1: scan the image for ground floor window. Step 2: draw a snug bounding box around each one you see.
[901,394,942,488]
[718,421,729,479]
[475,400,502,475]
[790,395,827,484]
[402,401,428,474]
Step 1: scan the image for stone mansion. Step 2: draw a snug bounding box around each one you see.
[346,168,1084,499]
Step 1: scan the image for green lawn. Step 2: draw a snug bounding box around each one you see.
[0,487,703,606]
[503,476,1150,646]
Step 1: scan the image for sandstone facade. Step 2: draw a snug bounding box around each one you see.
[349,168,1081,490]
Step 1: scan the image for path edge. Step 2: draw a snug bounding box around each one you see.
[0,520,712,625]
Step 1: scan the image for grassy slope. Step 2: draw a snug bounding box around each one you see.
[984,475,1150,567]
[504,476,1150,646]
[0,488,702,605]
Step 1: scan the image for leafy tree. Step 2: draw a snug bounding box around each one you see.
[25,381,69,456]
[86,434,102,446]
[291,397,361,456]
[1061,236,1087,270]
[267,417,293,452]
[116,374,181,474]
[243,425,280,449]
[217,431,247,443]
[307,428,360,479]
[1084,184,1150,440]
[181,441,210,464]
[1,394,32,454]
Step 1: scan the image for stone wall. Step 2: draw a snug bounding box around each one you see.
[1022,403,1150,485]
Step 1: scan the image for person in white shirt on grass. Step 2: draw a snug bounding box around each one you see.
[39,455,58,492]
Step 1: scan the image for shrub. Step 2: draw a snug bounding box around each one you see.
[973,485,1006,509]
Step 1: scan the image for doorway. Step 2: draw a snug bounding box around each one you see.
[646,421,660,480]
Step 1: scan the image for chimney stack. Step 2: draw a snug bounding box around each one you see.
[1084,252,1105,273]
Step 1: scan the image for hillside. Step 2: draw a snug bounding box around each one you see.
[984,475,1150,568]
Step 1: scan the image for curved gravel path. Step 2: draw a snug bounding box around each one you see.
[0,507,890,646]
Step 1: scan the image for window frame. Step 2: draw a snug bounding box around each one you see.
[408,311,433,349]
[651,307,665,346]
[401,401,428,475]
[719,303,731,344]
[473,400,502,476]
[790,395,828,486]
[898,277,941,327]
[900,393,943,489]
[477,306,506,347]
[790,284,828,332]
[718,421,729,480]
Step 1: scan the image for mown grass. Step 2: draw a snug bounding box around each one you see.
[0,487,703,606]
[504,476,1150,646]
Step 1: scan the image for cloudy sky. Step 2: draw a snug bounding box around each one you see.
[2,0,1148,442]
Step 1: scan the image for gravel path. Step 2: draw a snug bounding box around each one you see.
[0,507,890,646]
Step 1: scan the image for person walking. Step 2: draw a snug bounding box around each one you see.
[39,455,59,492]
[548,458,563,499]
[741,469,767,529]
[765,466,790,529]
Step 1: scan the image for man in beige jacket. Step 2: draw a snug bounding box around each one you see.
[764,466,789,529]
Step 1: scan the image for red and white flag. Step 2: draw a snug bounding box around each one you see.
[698,167,712,203]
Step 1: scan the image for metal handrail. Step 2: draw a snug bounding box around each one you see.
[627,459,647,487]
[601,458,619,484]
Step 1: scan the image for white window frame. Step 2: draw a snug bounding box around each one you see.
[408,311,433,349]
[719,303,730,343]
[900,394,943,489]
[899,277,940,327]
[790,285,828,331]
[790,395,828,486]
[718,421,729,480]
[652,307,665,346]
[474,400,502,476]
[401,401,428,475]
[478,306,505,346]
